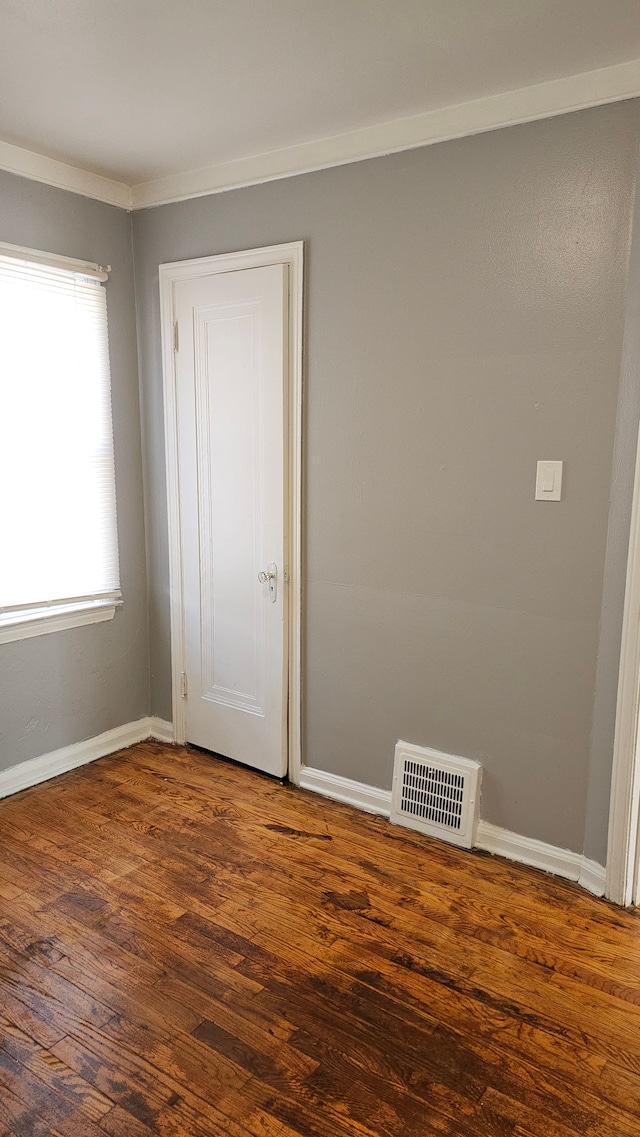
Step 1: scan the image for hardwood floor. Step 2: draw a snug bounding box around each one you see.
[1,742,640,1136]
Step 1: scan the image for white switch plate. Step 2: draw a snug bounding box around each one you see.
[535,460,563,501]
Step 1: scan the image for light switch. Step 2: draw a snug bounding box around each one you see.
[535,460,563,501]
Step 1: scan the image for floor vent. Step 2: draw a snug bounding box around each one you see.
[390,741,482,849]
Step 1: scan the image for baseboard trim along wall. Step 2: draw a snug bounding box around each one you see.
[577,857,607,898]
[298,765,393,816]
[0,717,174,801]
[298,765,606,898]
[0,733,606,900]
[145,717,176,744]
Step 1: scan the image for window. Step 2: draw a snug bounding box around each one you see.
[0,242,121,643]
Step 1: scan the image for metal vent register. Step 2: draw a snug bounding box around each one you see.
[390,742,481,849]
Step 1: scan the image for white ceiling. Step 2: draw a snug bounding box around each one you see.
[1,0,640,200]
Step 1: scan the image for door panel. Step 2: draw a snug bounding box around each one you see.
[174,263,287,776]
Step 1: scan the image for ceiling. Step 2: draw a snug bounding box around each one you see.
[1,0,640,205]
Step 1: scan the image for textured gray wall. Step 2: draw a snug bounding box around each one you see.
[0,170,149,770]
[133,102,639,854]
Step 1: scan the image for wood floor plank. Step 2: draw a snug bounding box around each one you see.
[1,740,640,1136]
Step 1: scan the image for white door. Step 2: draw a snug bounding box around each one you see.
[173,263,288,777]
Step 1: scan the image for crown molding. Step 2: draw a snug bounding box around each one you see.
[0,59,639,212]
[131,59,640,210]
[0,139,132,210]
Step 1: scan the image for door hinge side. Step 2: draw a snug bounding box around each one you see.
[174,322,179,352]
[180,671,187,699]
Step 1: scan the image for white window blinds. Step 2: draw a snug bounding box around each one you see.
[0,250,121,631]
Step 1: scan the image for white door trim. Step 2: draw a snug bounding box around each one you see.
[159,241,303,783]
[606,419,640,906]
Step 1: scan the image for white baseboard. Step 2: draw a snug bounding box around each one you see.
[578,856,607,897]
[298,765,605,897]
[0,716,175,801]
[475,822,606,895]
[146,716,175,744]
[0,739,606,899]
[299,766,392,816]
[475,819,582,881]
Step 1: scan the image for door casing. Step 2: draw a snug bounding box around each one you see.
[606,414,640,906]
[159,241,303,784]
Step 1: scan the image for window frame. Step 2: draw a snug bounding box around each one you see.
[0,241,122,644]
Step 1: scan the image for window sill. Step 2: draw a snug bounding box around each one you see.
[0,597,122,644]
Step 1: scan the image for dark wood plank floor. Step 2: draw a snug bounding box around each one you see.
[1,742,640,1136]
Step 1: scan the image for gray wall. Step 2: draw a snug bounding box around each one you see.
[0,170,149,770]
[134,101,640,856]
[2,103,637,858]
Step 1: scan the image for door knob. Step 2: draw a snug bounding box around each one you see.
[258,563,277,602]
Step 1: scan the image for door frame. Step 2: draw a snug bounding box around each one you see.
[158,241,303,783]
[606,419,640,906]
